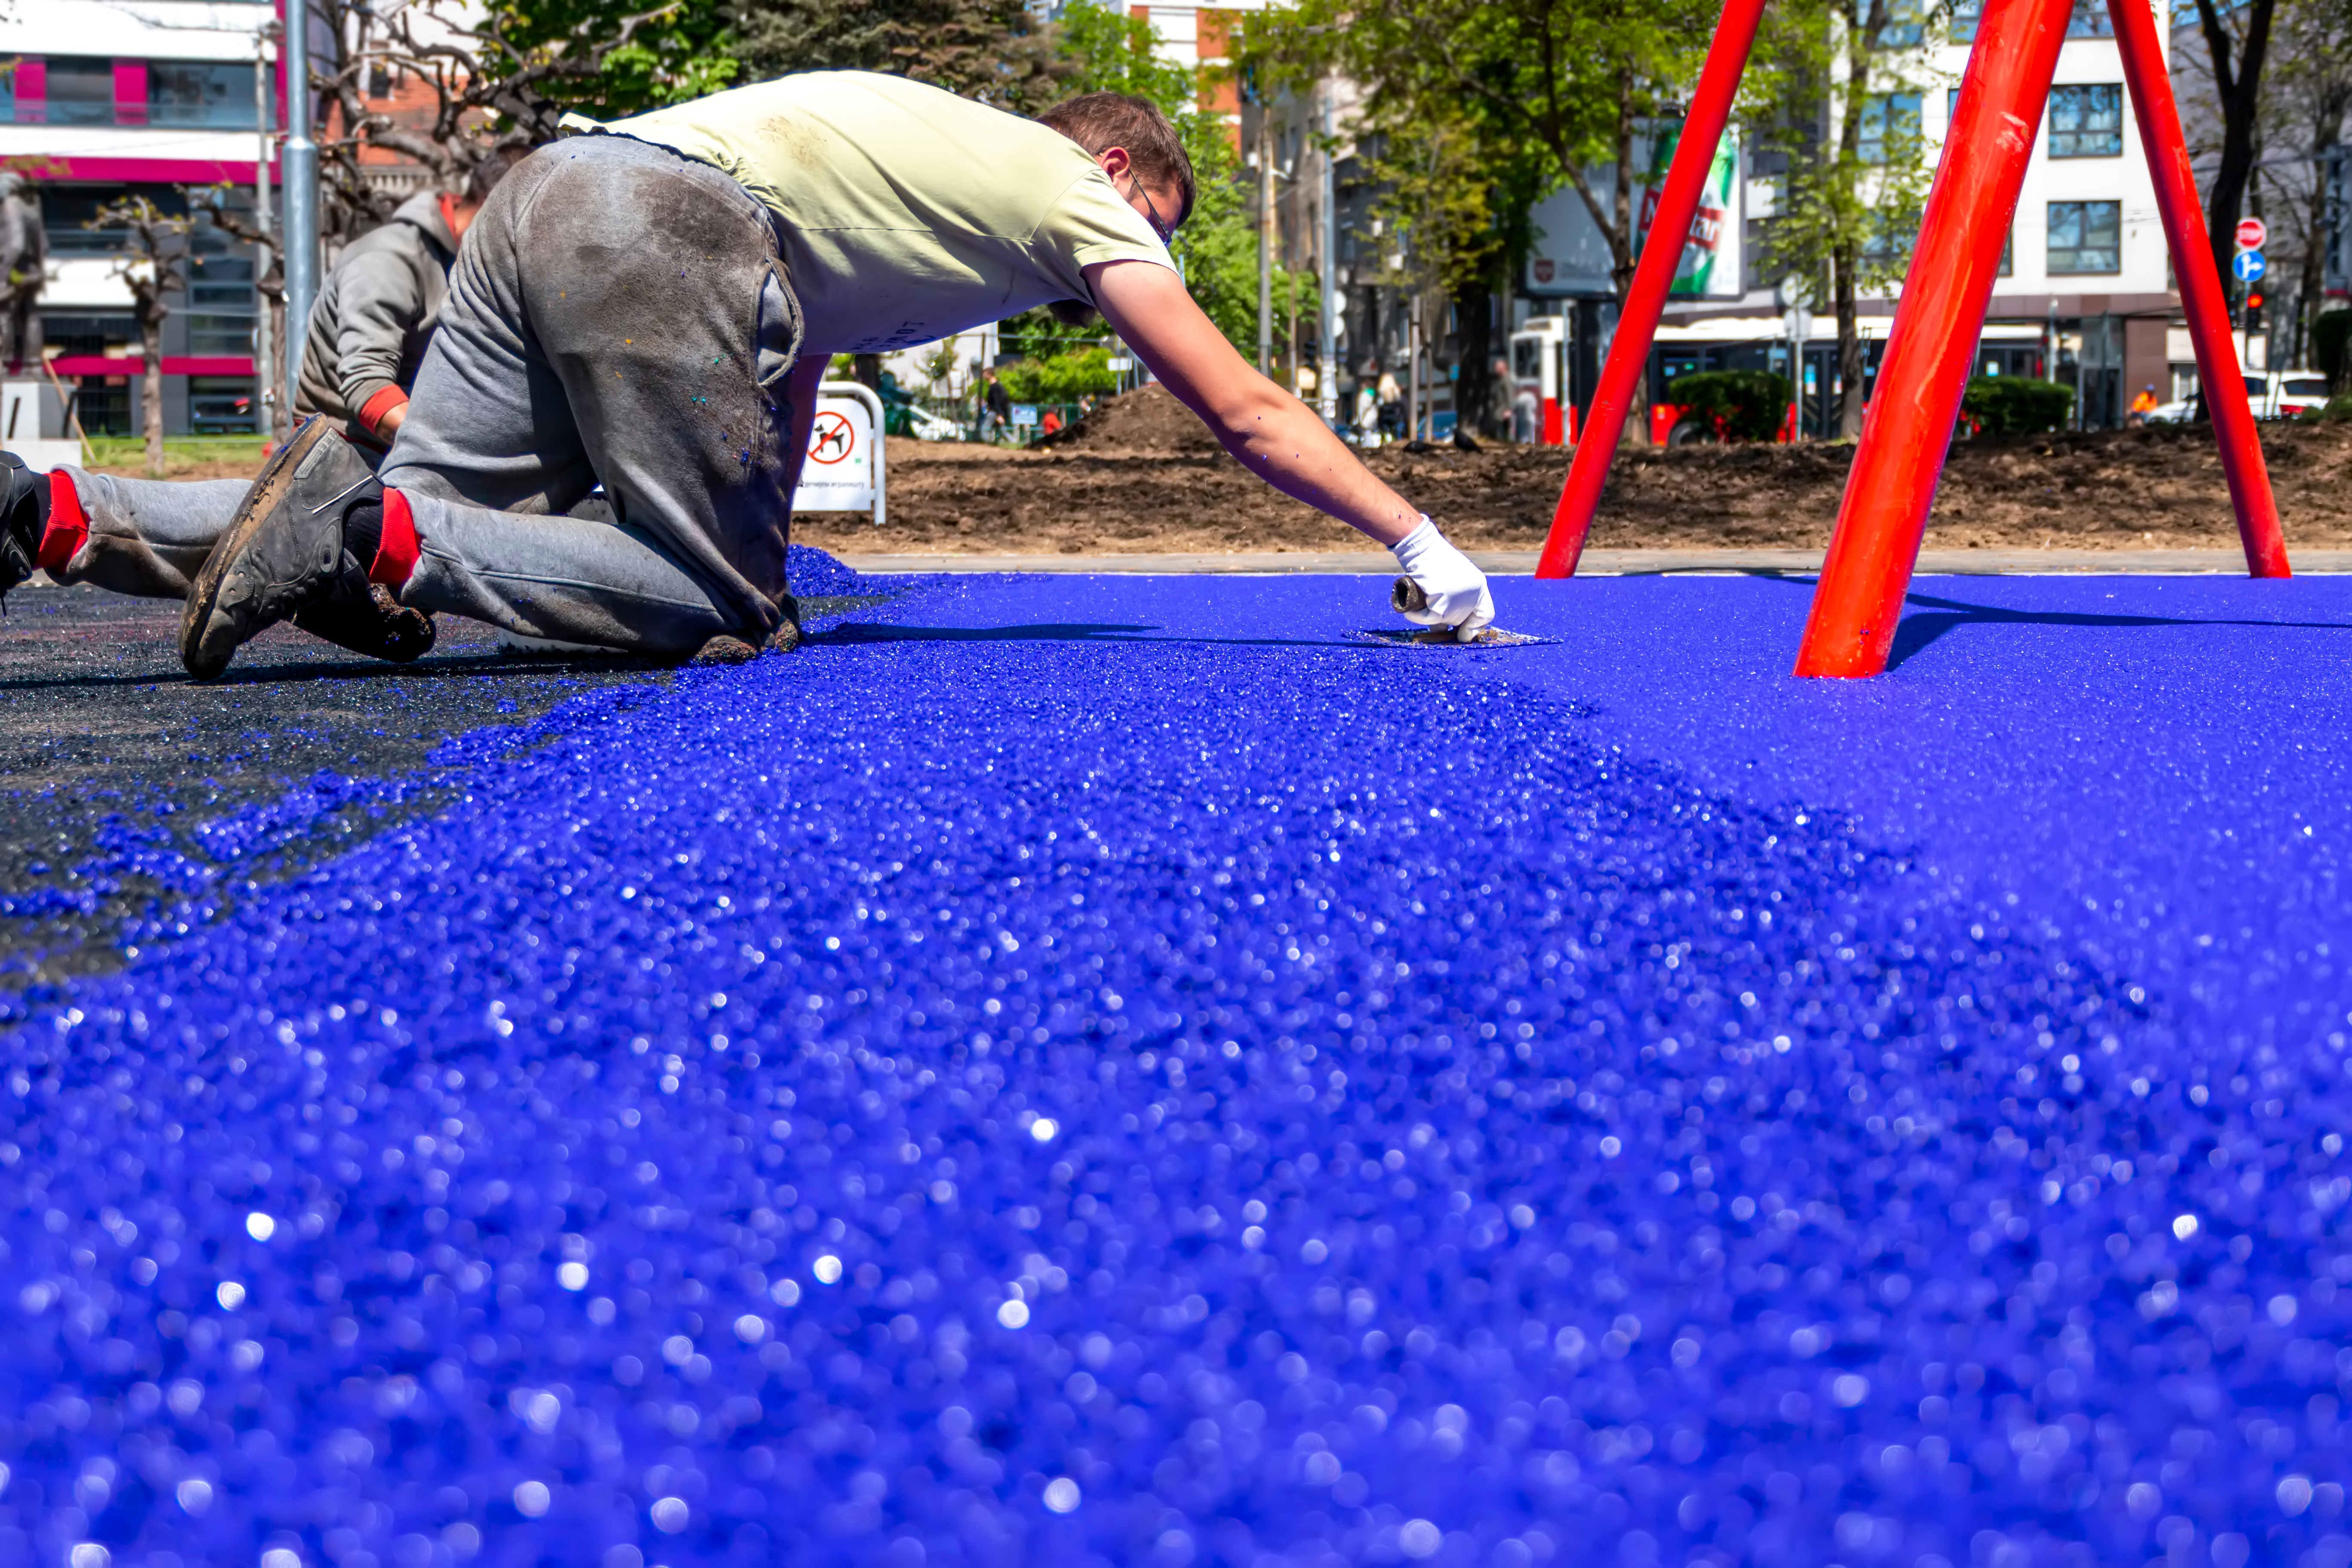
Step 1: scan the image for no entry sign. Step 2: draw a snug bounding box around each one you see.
[2236,217,2267,251]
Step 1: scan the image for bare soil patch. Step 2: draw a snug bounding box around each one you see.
[796,383,2352,557]
[102,385,2352,555]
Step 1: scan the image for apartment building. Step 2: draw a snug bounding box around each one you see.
[1522,1,2183,432]
[3,0,281,440]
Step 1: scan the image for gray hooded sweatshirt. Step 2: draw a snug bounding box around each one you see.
[295,190,459,440]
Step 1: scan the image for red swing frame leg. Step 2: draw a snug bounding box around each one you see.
[1792,0,2076,677]
[1534,0,1770,579]
[2107,0,2289,577]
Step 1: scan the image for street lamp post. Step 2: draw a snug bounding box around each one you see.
[280,0,318,409]
[1316,89,1338,426]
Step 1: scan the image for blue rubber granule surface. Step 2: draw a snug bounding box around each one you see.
[4,573,2352,1568]
[786,544,874,600]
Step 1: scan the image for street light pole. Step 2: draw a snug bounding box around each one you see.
[281,0,318,409]
[1317,88,1338,426]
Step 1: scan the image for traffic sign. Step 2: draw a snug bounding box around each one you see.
[2236,217,2267,251]
[2232,249,2268,283]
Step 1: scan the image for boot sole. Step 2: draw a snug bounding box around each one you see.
[179,418,340,680]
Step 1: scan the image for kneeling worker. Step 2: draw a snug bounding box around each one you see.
[0,151,523,657]
[21,75,1494,675]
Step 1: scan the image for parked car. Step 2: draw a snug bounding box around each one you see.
[2143,370,2327,424]
[2266,371,2332,420]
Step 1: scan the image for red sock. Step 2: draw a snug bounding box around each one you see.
[367,486,420,588]
[367,484,423,588]
[36,472,88,573]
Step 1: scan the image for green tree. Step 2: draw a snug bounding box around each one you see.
[729,0,1064,110]
[89,195,194,475]
[312,0,740,238]
[1743,0,1937,436]
[1249,0,1711,443]
[1052,0,1316,357]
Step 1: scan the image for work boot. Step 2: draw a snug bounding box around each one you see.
[0,451,54,608]
[686,594,802,666]
[180,418,395,680]
[293,585,438,665]
[767,592,802,655]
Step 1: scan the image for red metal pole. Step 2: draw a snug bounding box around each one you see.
[2107,0,2289,577]
[1791,0,2075,677]
[1533,0,1770,578]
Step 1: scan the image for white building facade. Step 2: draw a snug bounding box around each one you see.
[4,0,277,439]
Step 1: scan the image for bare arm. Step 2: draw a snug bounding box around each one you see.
[1085,260,1425,547]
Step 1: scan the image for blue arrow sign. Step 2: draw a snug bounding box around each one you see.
[2233,249,2268,282]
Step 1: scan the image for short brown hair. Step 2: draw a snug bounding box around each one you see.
[1038,92,1195,229]
[462,145,530,207]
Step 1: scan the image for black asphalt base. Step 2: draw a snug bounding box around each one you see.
[0,586,866,989]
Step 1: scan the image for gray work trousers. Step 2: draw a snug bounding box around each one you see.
[382,135,805,653]
[47,471,251,599]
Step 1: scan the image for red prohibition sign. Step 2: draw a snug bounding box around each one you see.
[808,410,856,465]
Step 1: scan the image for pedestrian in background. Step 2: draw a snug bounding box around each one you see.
[982,368,1013,443]
[1355,369,1381,447]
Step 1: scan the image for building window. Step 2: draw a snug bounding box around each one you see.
[2049,85,2123,157]
[2048,200,2121,273]
[40,186,190,255]
[41,58,115,127]
[1875,0,1926,48]
[190,377,259,434]
[1862,224,1914,266]
[1858,93,1922,165]
[2066,0,2114,37]
[1955,0,2110,41]
[149,61,260,129]
[74,379,132,436]
[42,313,138,359]
[188,254,257,355]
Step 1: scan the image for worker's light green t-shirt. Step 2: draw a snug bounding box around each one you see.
[559,72,1175,355]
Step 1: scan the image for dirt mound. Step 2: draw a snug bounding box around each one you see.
[797,421,2352,558]
[1049,383,1223,454]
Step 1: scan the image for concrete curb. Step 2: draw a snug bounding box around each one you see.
[832,548,2352,576]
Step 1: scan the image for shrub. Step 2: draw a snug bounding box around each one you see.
[2315,310,2352,392]
[2319,392,2352,424]
[997,347,1120,404]
[1660,370,1792,443]
[1960,376,2074,436]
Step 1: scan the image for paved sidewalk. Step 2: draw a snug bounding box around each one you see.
[833,546,2352,576]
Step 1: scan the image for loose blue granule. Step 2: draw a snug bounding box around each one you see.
[787,543,873,600]
[0,634,2342,1568]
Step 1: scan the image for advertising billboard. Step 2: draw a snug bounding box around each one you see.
[1524,126,1743,300]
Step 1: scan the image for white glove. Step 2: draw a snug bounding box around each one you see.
[1390,516,1494,642]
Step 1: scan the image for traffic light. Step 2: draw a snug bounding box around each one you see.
[2245,291,2265,330]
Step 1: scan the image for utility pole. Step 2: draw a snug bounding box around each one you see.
[1316,87,1338,426]
[281,0,318,408]
[1257,116,1275,376]
[253,28,278,440]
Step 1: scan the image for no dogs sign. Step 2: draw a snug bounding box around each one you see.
[793,383,887,527]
